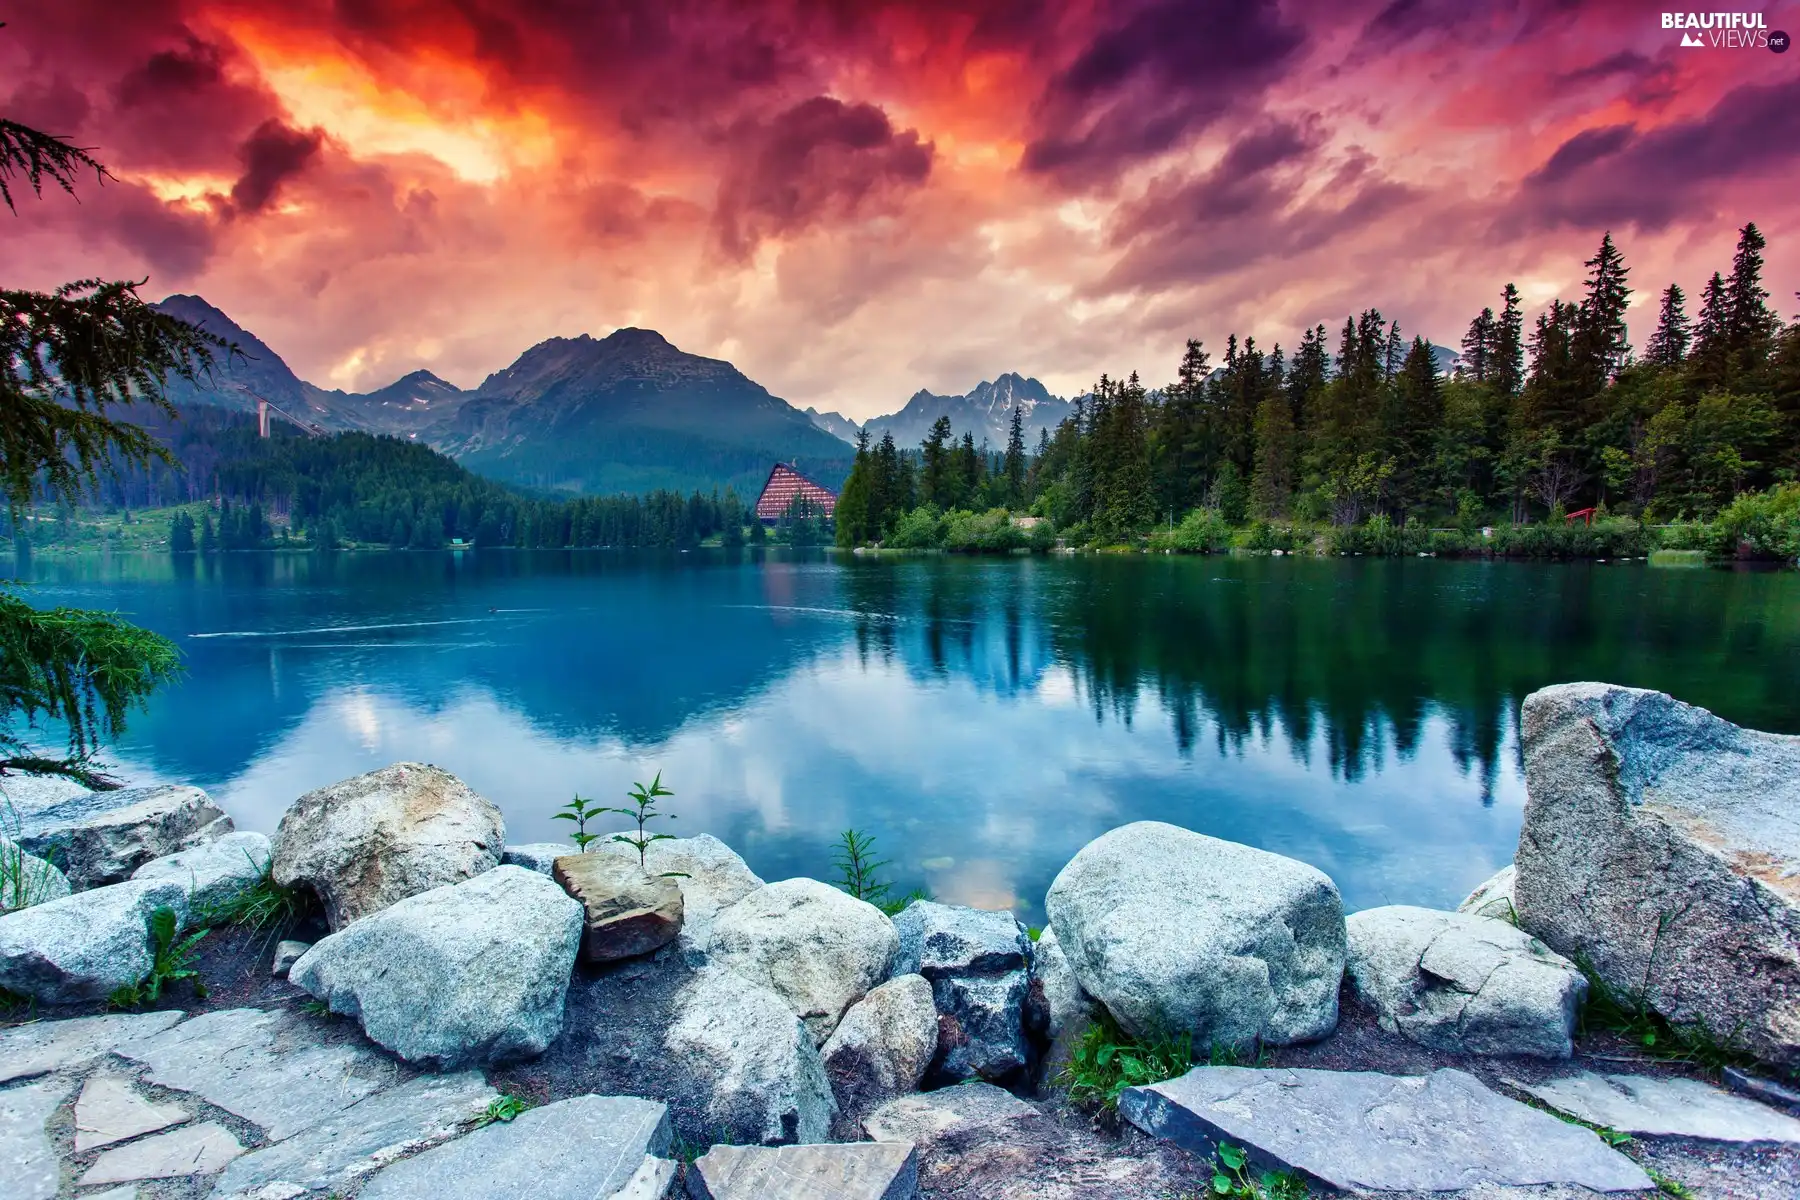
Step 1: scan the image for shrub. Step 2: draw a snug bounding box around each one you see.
[1150,508,1232,554]
[885,506,947,549]
[942,508,1028,553]
[1711,483,1800,560]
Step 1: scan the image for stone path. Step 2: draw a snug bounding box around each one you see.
[0,1006,672,1200]
[1520,1072,1800,1145]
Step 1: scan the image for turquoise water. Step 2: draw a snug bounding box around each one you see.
[8,550,1797,923]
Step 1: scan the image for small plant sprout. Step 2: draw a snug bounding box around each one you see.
[604,772,678,871]
[1210,1141,1309,1199]
[832,829,892,907]
[552,792,607,852]
[481,1092,532,1124]
[110,906,207,1009]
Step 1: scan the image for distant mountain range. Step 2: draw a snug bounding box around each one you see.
[150,297,851,497]
[800,374,1077,450]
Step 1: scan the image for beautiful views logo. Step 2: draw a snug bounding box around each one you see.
[1661,11,1784,49]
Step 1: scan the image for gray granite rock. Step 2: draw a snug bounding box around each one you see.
[270,939,309,978]
[290,865,580,1068]
[822,973,939,1136]
[1458,863,1518,922]
[211,1071,495,1198]
[0,1009,182,1085]
[862,1080,1044,1147]
[358,1094,671,1200]
[80,1122,245,1185]
[1023,926,1094,1041]
[1515,683,1800,1069]
[1521,1072,1800,1144]
[0,833,70,913]
[0,877,188,1003]
[1046,822,1344,1051]
[271,762,504,930]
[1120,1065,1653,1192]
[1346,904,1587,1058]
[665,960,836,1144]
[1724,1066,1800,1116]
[686,1142,918,1200]
[891,900,1031,1083]
[711,878,898,1044]
[592,834,763,947]
[503,842,572,874]
[0,1077,71,1200]
[619,1156,679,1200]
[132,831,271,921]
[73,1074,189,1152]
[553,852,684,963]
[13,784,231,889]
[120,1007,403,1140]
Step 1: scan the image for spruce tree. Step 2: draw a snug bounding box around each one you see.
[1690,271,1731,386]
[1003,402,1026,506]
[1492,284,1526,396]
[921,415,952,508]
[1723,222,1778,370]
[1644,284,1690,367]
[1572,232,1632,393]
[1249,391,1296,518]
[1461,308,1496,382]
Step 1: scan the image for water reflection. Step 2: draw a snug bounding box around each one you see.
[6,550,1796,920]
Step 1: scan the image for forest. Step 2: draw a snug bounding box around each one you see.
[835,223,1800,557]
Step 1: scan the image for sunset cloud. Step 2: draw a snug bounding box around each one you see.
[4,0,1796,419]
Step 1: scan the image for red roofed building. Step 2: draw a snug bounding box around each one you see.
[754,463,838,523]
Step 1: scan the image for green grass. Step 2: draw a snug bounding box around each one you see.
[1647,548,1707,568]
[1576,955,1757,1074]
[1061,1008,1199,1111]
[0,986,33,1021]
[193,859,311,932]
[298,998,333,1018]
[1645,1167,1696,1198]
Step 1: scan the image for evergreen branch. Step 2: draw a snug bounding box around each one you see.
[0,118,110,213]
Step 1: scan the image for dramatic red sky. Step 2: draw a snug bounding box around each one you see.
[5,1,1798,417]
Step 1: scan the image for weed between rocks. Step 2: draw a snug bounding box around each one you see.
[1576,954,1759,1075]
[832,827,933,916]
[1062,1009,1198,1111]
[110,904,207,1008]
[1207,1142,1310,1199]
[195,859,312,934]
[480,1091,533,1125]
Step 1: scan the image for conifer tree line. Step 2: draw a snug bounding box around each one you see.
[835,223,1800,547]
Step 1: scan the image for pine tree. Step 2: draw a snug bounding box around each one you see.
[200,511,217,553]
[1249,391,1296,518]
[1723,222,1779,370]
[1461,308,1496,383]
[1572,232,1632,392]
[1492,284,1526,396]
[1003,401,1026,505]
[168,511,195,554]
[835,429,874,548]
[921,415,952,508]
[1690,271,1731,386]
[1644,284,1689,367]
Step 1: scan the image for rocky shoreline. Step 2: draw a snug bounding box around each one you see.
[4,682,1800,1198]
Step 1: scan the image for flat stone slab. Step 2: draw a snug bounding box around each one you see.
[1521,1072,1800,1144]
[119,1007,403,1141]
[0,1077,72,1200]
[74,1074,190,1151]
[358,1094,672,1200]
[212,1070,496,1198]
[687,1142,919,1200]
[1724,1066,1800,1116]
[862,1081,1044,1147]
[0,1010,183,1085]
[81,1121,245,1184]
[619,1155,679,1199]
[1120,1065,1653,1193]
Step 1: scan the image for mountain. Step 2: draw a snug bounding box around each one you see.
[149,299,851,497]
[864,373,1073,451]
[427,328,852,497]
[804,407,861,444]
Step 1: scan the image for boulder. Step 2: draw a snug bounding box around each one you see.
[1345,905,1587,1058]
[1045,821,1344,1051]
[503,843,572,874]
[710,878,897,1044]
[822,973,939,1135]
[0,834,70,913]
[543,953,835,1147]
[270,939,310,978]
[1023,926,1093,1040]
[1514,683,1800,1069]
[592,834,763,946]
[1520,1072,1800,1144]
[13,785,231,889]
[553,852,683,962]
[891,900,1031,1083]
[687,1142,918,1200]
[356,1094,671,1200]
[289,865,581,1068]
[132,830,272,921]
[1120,1066,1652,1193]
[271,762,504,929]
[1458,863,1518,922]
[0,877,188,1003]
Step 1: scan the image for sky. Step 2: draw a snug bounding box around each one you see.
[5,1,1798,420]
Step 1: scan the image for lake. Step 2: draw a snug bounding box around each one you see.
[6,549,1798,923]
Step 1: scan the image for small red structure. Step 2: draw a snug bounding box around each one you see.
[754,463,838,523]
[1564,507,1598,527]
